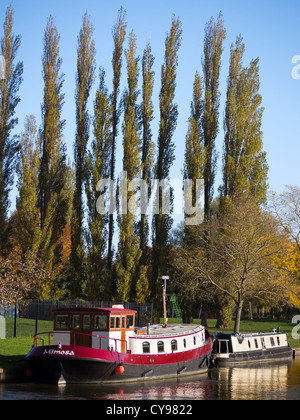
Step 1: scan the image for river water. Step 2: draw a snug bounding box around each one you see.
[1,356,300,400]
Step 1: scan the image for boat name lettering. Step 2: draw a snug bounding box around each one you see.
[43,349,75,356]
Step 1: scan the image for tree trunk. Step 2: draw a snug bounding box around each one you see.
[234,301,243,333]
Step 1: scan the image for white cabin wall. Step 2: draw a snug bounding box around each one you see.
[53,331,70,345]
[231,334,288,353]
[128,328,205,355]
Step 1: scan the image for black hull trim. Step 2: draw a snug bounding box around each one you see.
[212,346,293,367]
[28,354,211,384]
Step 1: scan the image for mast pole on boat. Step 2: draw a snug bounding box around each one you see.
[162,276,169,328]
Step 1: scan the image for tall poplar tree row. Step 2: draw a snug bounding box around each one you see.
[0,5,23,253]
[39,16,69,270]
[115,31,142,301]
[107,8,127,270]
[202,13,226,218]
[152,16,182,299]
[70,13,96,298]
[221,35,268,203]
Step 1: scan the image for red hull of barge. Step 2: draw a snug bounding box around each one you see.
[26,340,212,384]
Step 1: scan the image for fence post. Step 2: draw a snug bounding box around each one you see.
[35,300,39,335]
[13,304,17,337]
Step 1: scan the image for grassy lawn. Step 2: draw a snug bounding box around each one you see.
[0,317,299,369]
[0,318,52,369]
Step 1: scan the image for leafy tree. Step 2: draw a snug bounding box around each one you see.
[39,16,70,271]
[70,13,96,298]
[221,35,268,203]
[175,198,289,333]
[15,115,40,259]
[85,68,112,300]
[184,70,205,225]
[134,42,155,303]
[0,5,23,252]
[152,16,182,300]
[270,185,300,307]
[115,31,141,301]
[139,42,155,261]
[107,7,127,270]
[202,12,226,218]
[0,255,53,306]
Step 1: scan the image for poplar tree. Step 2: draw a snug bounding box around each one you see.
[39,16,69,269]
[134,42,155,303]
[85,68,112,300]
[152,16,182,297]
[139,42,155,260]
[115,31,141,302]
[202,12,226,218]
[107,8,127,270]
[221,35,268,203]
[16,115,40,258]
[70,13,96,298]
[0,6,23,252]
[184,70,205,223]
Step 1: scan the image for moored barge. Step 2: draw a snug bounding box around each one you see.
[26,306,212,384]
[211,330,293,367]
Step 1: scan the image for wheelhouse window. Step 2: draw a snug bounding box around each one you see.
[94,315,108,330]
[110,315,115,329]
[83,315,90,329]
[126,315,134,329]
[122,315,125,329]
[157,341,164,353]
[115,316,120,329]
[254,339,259,349]
[193,336,196,345]
[277,337,281,346]
[72,315,80,329]
[171,340,178,352]
[183,338,186,348]
[270,337,275,347]
[56,314,68,329]
[220,340,229,354]
[143,342,150,353]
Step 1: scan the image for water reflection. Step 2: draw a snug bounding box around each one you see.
[209,361,292,400]
[1,357,300,400]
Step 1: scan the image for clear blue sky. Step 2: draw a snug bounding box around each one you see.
[1,0,300,213]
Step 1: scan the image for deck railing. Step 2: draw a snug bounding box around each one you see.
[33,331,127,353]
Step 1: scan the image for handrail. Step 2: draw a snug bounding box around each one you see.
[34,332,53,346]
[33,330,127,353]
[72,331,127,353]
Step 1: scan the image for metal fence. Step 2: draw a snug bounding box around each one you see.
[3,300,153,338]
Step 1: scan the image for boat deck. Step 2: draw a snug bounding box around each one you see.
[136,324,204,339]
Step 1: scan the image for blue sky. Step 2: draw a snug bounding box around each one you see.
[1,0,300,213]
